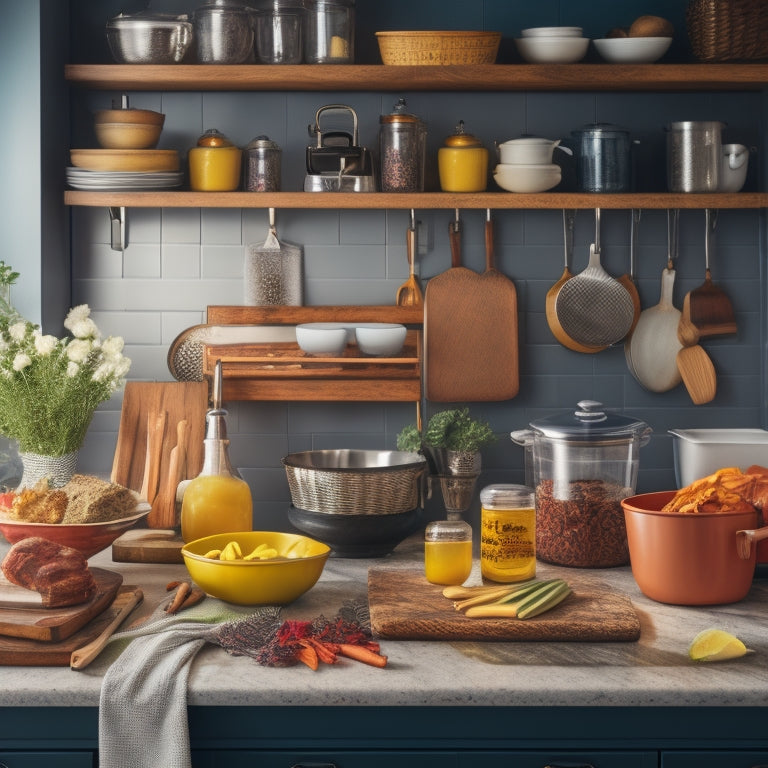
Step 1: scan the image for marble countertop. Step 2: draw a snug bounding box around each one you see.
[2,535,768,709]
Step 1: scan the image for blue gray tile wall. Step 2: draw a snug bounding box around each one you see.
[66,0,766,530]
[70,84,766,530]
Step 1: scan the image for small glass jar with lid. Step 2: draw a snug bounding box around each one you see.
[244,135,282,191]
[304,0,354,63]
[424,519,472,586]
[480,484,536,583]
[379,98,427,192]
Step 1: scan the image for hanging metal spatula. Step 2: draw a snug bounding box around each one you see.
[554,208,635,348]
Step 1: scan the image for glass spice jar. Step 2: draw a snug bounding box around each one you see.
[379,98,426,193]
[244,135,282,191]
[424,519,473,586]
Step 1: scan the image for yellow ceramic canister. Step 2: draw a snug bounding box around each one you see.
[438,120,489,192]
[188,128,242,191]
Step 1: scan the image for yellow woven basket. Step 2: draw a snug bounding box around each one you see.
[376,31,501,66]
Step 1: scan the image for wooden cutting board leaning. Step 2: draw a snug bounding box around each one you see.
[368,568,640,642]
[424,211,519,402]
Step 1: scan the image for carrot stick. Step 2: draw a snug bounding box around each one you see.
[338,643,388,668]
[295,645,319,671]
[165,582,191,614]
[304,638,338,665]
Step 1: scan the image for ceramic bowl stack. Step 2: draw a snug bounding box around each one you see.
[514,26,589,63]
[493,136,565,193]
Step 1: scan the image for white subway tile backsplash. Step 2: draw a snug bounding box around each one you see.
[201,244,246,279]
[122,244,162,279]
[162,243,201,279]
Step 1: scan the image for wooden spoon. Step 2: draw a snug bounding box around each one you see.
[396,209,423,307]
[676,344,717,404]
[546,209,604,353]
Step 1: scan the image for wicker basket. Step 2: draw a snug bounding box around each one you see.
[283,450,426,515]
[687,0,768,61]
[376,31,501,66]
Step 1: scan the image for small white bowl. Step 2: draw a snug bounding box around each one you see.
[497,137,570,165]
[521,26,582,38]
[493,163,562,193]
[514,36,590,64]
[355,323,407,356]
[296,323,349,356]
[592,37,672,64]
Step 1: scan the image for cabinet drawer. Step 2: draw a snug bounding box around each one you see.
[0,753,93,768]
[663,751,768,767]
[458,752,658,768]
[193,751,457,768]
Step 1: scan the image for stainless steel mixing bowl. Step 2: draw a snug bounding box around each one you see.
[106,13,194,65]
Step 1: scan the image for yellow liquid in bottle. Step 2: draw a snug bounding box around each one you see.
[480,506,536,583]
[181,474,253,543]
[425,540,473,586]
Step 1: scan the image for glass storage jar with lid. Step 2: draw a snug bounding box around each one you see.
[304,0,354,63]
[254,0,304,64]
[511,400,651,568]
[379,98,427,192]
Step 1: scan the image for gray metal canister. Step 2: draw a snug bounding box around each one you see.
[666,121,725,192]
[571,123,633,193]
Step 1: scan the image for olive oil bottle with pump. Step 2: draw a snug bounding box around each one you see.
[181,361,253,543]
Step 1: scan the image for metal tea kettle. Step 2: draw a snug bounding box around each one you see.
[304,104,375,192]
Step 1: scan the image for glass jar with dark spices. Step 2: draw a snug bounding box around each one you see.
[379,98,426,193]
[244,135,282,192]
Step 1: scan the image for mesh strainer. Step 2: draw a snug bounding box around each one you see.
[554,208,635,347]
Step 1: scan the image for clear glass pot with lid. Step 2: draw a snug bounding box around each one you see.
[511,400,652,568]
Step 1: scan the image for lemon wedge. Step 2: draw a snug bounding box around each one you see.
[688,628,749,662]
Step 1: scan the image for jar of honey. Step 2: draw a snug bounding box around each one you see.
[438,120,488,192]
[424,519,472,586]
[480,484,536,583]
[188,128,242,191]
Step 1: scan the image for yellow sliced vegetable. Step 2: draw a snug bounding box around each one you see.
[688,629,749,662]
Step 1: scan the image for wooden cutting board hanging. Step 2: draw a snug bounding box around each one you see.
[424,211,519,402]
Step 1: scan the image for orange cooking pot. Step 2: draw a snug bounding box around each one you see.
[622,490,761,606]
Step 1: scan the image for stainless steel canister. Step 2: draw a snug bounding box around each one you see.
[666,121,725,192]
[570,123,633,193]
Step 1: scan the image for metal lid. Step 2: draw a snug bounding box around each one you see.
[245,135,281,151]
[425,519,472,543]
[196,128,234,147]
[380,98,422,125]
[571,122,629,138]
[527,400,651,441]
[107,11,191,28]
[444,120,483,148]
[480,484,535,509]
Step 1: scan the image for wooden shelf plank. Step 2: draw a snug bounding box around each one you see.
[65,63,768,92]
[64,190,768,210]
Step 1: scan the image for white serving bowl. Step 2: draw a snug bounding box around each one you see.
[355,323,407,356]
[592,37,672,64]
[497,137,570,165]
[296,323,349,356]
[493,163,561,193]
[514,36,589,64]
[521,26,582,38]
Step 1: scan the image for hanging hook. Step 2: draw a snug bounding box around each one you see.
[410,208,416,230]
[452,208,460,233]
[108,206,126,252]
[268,207,277,234]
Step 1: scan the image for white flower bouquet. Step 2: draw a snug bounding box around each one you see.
[0,304,131,456]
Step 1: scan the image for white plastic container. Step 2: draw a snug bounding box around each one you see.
[669,428,768,488]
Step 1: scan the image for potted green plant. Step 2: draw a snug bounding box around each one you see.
[397,407,496,475]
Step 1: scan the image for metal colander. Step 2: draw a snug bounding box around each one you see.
[283,449,427,515]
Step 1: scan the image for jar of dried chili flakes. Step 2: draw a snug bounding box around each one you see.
[511,400,651,568]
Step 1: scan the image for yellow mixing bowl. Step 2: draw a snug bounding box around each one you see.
[181,531,330,605]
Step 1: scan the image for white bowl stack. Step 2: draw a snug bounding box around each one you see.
[514,26,589,64]
[493,137,564,193]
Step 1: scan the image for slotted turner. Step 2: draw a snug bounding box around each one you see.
[555,208,635,348]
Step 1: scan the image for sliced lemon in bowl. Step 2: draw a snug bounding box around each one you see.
[688,628,749,662]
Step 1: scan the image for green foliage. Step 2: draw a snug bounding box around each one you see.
[0,305,131,455]
[396,407,497,454]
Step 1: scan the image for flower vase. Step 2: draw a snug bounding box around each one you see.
[18,450,79,489]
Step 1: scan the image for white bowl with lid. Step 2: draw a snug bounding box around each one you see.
[521,26,583,38]
[514,36,589,63]
[494,163,562,193]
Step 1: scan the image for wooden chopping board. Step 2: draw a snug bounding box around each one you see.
[424,217,519,402]
[111,527,184,564]
[0,568,123,642]
[368,568,640,642]
[0,585,141,666]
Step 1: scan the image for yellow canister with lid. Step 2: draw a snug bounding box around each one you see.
[188,128,242,191]
[438,120,489,192]
[480,484,536,583]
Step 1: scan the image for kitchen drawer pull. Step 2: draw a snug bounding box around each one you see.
[545,764,595,768]
[290,763,338,768]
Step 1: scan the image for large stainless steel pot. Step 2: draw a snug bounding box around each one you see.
[666,120,725,192]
